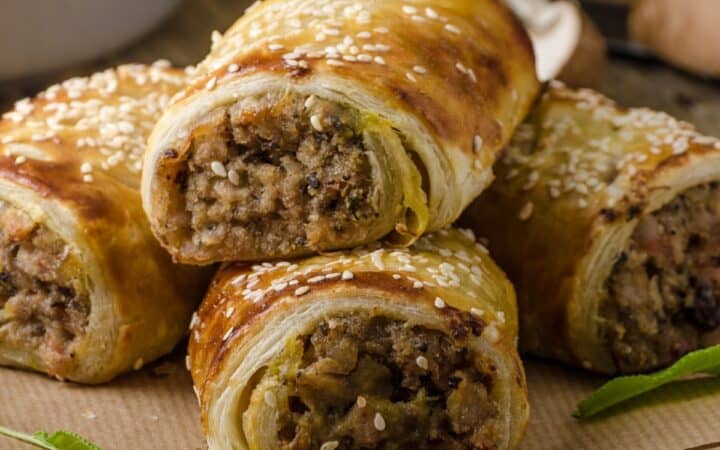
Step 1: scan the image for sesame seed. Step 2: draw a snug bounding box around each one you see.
[455,62,468,74]
[402,5,418,14]
[211,161,227,177]
[342,55,358,62]
[416,356,429,370]
[268,43,284,51]
[282,52,301,60]
[392,274,402,280]
[357,54,373,62]
[484,324,500,343]
[316,32,327,42]
[341,270,354,280]
[374,27,389,34]
[308,275,326,284]
[227,169,240,186]
[205,77,217,90]
[413,281,423,289]
[413,65,427,74]
[371,250,385,270]
[133,358,144,371]
[321,442,339,450]
[518,202,534,221]
[445,24,461,34]
[406,72,417,83]
[14,155,26,165]
[426,7,439,19]
[225,306,235,318]
[223,327,234,341]
[83,174,94,183]
[357,396,367,408]
[310,115,324,132]
[434,297,446,309]
[470,307,484,318]
[374,413,386,431]
[80,162,92,173]
[357,31,372,39]
[374,56,386,65]
[473,135,483,153]
[228,64,240,73]
[327,60,345,67]
[295,286,310,296]
[185,355,191,371]
[264,391,277,407]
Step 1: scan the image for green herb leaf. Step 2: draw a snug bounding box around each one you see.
[574,344,720,419]
[0,426,104,450]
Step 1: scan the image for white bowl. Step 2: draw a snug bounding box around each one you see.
[0,0,181,81]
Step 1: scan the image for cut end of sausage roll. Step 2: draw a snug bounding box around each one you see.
[143,0,541,265]
[245,313,501,450]
[152,92,407,263]
[0,200,88,376]
[189,229,527,450]
[602,182,720,373]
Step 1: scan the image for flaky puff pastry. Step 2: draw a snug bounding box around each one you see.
[189,229,528,450]
[142,0,539,265]
[0,63,211,383]
[461,83,720,373]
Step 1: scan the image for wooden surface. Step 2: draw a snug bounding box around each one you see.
[1,1,720,450]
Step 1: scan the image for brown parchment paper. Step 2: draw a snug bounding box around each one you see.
[1,347,719,450]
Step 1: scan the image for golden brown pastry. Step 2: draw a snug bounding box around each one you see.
[461,82,720,374]
[142,0,540,265]
[189,229,528,450]
[0,63,210,383]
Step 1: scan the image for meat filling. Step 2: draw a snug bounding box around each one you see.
[0,201,89,373]
[168,92,378,259]
[603,182,720,372]
[270,315,500,450]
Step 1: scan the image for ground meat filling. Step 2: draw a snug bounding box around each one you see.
[174,93,377,258]
[603,182,720,372]
[0,202,89,371]
[273,315,500,450]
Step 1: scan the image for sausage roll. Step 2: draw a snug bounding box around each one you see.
[0,63,210,383]
[461,83,720,374]
[142,0,540,265]
[189,229,528,450]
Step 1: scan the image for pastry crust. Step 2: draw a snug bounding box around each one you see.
[189,229,528,450]
[142,0,540,265]
[461,83,720,373]
[0,63,210,383]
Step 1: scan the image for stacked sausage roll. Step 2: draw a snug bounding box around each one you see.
[189,229,528,450]
[0,63,210,383]
[462,83,720,374]
[141,0,539,264]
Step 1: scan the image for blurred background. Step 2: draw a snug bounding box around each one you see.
[1,0,720,134]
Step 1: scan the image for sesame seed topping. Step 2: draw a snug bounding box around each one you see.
[374,56,386,65]
[211,161,227,177]
[473,135,483,153]
[371,250,385,270]
[357,396,367,408]
[484,324,500,343]
[14,155,27,165]
[205,77,217,90]
[413,65,428,74]
[357,54,373,62]
[374,413,386,431]
[80,162,93,173]
[434,297,446,309]
[406,72,417,83]
[295,286,310,296]
[518,202,534,221]
[223,327,234,341]
[413,281,423,289]
[327,59,345,67]
[415,356,429,370]
[268,43,285,51]
[374,27,389,34]
[341,270,354,280]
[310,114,324,132]
[225,306,235,318]
[308,275,326,284]
[133,358,144,371]
[321,442,339,450]
[445,23,461,34]
[470,307,484,318]
[392,274,402,280]
[228,64,240,73]
[402,5,418,14]
[264,391,277,407]
[185,355,191,371]
[357,31,372,39]
[426,7,439,19]
[83,174,94,183]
